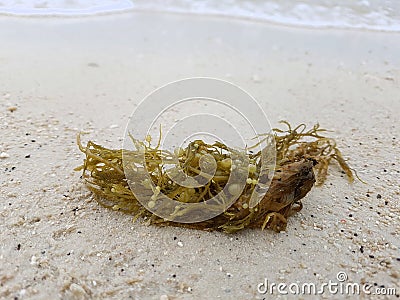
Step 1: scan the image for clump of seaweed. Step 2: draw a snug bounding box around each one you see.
[75,122,354,233]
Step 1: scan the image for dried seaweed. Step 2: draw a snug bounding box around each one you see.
[75,122,354,233]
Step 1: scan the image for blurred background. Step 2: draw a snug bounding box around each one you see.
[1,0,399,32]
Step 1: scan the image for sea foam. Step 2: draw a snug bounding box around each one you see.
[1,0,399,32]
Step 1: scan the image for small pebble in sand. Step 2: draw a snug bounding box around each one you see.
[160,295,169,300]
[87,62,99,67]
[177,241,183,247]
[30,255,38,265]
[109,124,119,129]
[0,152,10,159]
[7,106,17,112]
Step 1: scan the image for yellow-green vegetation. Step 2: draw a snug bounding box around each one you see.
[75,122,354,233]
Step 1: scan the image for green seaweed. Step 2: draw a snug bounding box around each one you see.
[75,122,355,233]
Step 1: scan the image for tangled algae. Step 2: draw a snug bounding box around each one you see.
[75,122,355,233]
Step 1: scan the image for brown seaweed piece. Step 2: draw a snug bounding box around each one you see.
[75,122,355,233]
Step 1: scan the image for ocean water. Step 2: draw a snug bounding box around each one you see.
[0,0,399,32]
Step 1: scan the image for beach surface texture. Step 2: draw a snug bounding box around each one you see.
[1,12,399,299]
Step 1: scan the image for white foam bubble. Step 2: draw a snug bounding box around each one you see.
[0,0,133,16]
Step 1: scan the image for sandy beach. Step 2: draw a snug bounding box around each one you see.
[1,12,399,299]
